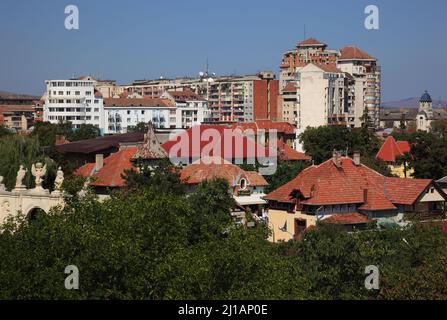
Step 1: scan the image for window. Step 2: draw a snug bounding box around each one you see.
[240,178,247,190]
[86,91,92,96]
[75,91,80,95]
[94,100,99,104]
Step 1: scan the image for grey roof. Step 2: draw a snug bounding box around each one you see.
[437,176,447,184]
[420,90,432,103]
[379,109,418,121]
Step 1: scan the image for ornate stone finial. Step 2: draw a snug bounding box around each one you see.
[54,167,64,191]
[15,165,27,190]
[31,163,47,190]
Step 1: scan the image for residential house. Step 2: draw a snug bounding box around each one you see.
[264,151,447,242]
[376,136,413,178]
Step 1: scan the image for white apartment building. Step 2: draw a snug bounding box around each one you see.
[160,90,211,128]
[297,63,349,132]
[337,46,381,128]
[43,79,106,132]
[103,98,176,134]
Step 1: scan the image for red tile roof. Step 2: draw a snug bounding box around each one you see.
[231,120,296,135]
[162,125,273,160]
[339,46,375,61]
[0,104,35,113]
[264,156,435,209]
[321,213,370,225]
[75,147,138,187]
[103,98,174,108]
[376,136,411,163]
[311,63,343,73]
[297,38,326,47]
[276,140,311,161]
[180,160,268,187]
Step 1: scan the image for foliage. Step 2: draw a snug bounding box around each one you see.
[123,158,186,195]
[127,122,151,133]
[32,121,100,147]
[391,130,447,179]
[264,160,310,193]
[299,125,390,175]
[0,125,13,137]
[0,135,57,190]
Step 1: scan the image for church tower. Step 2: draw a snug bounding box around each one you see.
[419,90,433,112]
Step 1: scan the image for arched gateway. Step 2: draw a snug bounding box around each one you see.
[0,164,64,224]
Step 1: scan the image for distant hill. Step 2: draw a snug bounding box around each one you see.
[0,91,39,100]
[382,97,447,109]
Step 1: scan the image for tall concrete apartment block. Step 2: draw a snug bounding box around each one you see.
[279,38,381,130]
[125,72,279,123]
[43,77,106,132]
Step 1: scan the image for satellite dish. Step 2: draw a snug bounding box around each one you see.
[199,72,204,77]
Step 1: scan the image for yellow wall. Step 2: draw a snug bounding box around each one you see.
[267,209,317,242]
[389,164,414,179]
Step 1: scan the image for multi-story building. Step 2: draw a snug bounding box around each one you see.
[298,63,349,131]
[279,38,381,130]
[337,46,381,128]
[160,90,211,128]
[103,98,176,134]
[43,79,105,131]
[0,104,35,132]
[124,72,280,123]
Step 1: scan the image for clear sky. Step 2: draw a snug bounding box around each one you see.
[0,0,446,101]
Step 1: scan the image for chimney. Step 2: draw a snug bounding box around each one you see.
[95,154,104,171]
[332,150,342,168]
[353,152,361,166]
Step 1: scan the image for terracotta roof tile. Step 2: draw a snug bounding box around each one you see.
[376,136,410,162]
[104,98,174,108]
[339,46,375,61]
[76,147,138,187]
[264,156,437,209]
[321,213,370,225]
[180,160,268,187]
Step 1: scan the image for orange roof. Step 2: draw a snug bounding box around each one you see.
[376,136,411,163]
[264,156,434,209]
[0,104,34,113]
[103,98,174,108]
[311,63,343,73]
[180,161,268,187]
[231,120,296,135]
[76,147,138,187]
[322,213,370,225]
[297,38,326,47]
[339,46,375,61]
[162,125,273,160]
[276,140,311,161]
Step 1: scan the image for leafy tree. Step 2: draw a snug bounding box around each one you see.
[67,124,100,141]
[127,122,151,133]
[0,135,57,190]
[0,125,12,137]
[430,120,447,138]
[123,158,186,195]
[265,160,310,193]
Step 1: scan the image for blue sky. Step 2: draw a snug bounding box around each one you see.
[0,0,446,101]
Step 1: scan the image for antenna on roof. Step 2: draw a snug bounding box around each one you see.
[304,24,306,40]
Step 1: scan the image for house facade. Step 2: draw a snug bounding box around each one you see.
[264,152,447,242]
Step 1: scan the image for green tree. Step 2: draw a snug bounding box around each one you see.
[0,135,57,190]
[67,124,101,141]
